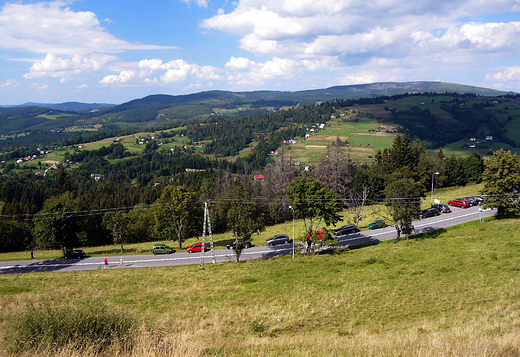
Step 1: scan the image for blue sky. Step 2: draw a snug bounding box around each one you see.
[0,0,519,105]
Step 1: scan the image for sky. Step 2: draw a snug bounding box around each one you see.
[0,0,519,105]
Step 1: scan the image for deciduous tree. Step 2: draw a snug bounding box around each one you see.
[154,186,202,249]
[286,177,341,254]
[384,178,424,241]
[481,149,520,217]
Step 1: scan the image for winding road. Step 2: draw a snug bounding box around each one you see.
[0,205,495,274]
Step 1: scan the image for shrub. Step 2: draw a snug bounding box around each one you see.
[4,300,137,354]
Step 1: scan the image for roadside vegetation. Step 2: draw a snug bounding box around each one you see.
[1,218,520,356]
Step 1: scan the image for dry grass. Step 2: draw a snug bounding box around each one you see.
[1,218,520,356]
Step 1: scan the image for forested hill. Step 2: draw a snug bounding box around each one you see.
[111,81,512,110]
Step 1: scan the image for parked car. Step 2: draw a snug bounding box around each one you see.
[368,220,386,229]
[471,195,484,204]
[153,244,174,255]
[64,249,86,259]
[431,204,451,213]
[448,199,470,208]
[335,224,360,236]
[418,207,440,219]
[187,242,209,253]
[265,234,290,246]
[226,240,252,249]
[462,197,478,206]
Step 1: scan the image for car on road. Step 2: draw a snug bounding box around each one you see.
[448,199,470,208]
[335,224,360,236]
[368,220,386,229]
[63,249,86,259]
[418,207,440,219]
[187,242,209,253]
[153,244,174,255]
[265,234,290,246]
[462,197,478,206]
[431,204,451,213]
[226,240,252,250]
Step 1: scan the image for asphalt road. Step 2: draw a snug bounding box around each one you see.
[0,205,496,274]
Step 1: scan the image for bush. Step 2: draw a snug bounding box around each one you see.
[4,300,137,354]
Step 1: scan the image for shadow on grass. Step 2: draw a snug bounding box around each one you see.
[409,227,447,241]
[87,248,139,256]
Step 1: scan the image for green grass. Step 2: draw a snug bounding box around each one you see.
[1,217,519,356]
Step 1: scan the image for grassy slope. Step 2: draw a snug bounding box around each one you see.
[1,217,519,356]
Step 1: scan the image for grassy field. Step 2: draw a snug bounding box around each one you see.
[1,217,519,356]
[277,117,397,166]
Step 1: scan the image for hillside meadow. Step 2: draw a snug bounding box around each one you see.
[1,217,519,356]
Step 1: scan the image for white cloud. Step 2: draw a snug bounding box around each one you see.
[0,79,17,88]
[0,1,176,55]
[37,84,49,90]
[99,71,137,85]
[100,58,222,86]
[76,84,89,89]
[201,0,520,75]
[23,53,118,79]
[180,0,208,9]
[484,66,520,90]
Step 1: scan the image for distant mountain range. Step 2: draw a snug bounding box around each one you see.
[1,81,515,113]
[0,101,114,112]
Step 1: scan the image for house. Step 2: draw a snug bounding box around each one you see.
[91,174,105,182]
[486,136,493,141]
[305,133,311,138]
[330,114,336,119]
[254,175,264,181]
[469,138,476,142]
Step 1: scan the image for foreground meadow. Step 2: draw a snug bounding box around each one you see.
[1,217,520,356]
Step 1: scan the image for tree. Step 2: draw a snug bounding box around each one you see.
[384,178,424,241]
[225,178,265,262]
[104,211,129,253]
[154,185,202,249]
[315,136,356,196]
[52,165,73,196]
[125,204,159,243]
[345,186,370,227]
[33,192,80,254]
[481,149,520,217]
[286,177,341,254]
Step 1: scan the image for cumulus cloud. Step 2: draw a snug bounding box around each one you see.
[23,53,118,79]
[0,1,176,55]
[100,58,222,85]
[200,0,520,73]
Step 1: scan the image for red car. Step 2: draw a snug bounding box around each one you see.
[187,242,209,253]
[448,199,470,208]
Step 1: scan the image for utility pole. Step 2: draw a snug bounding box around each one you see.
[200,200,215,269]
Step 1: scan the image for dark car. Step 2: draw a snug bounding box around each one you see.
[265,234,290,246]
[462,197,478,206]
[431,204,451,213]
[153,244,174,255]
[187,242,209,253]
[226,240,252,249]
[471,195,484,204]
[418,208,440,219]
[335,224,360,236]
[64,249,86,259]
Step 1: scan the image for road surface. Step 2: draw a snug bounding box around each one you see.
[0,205,495,274]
